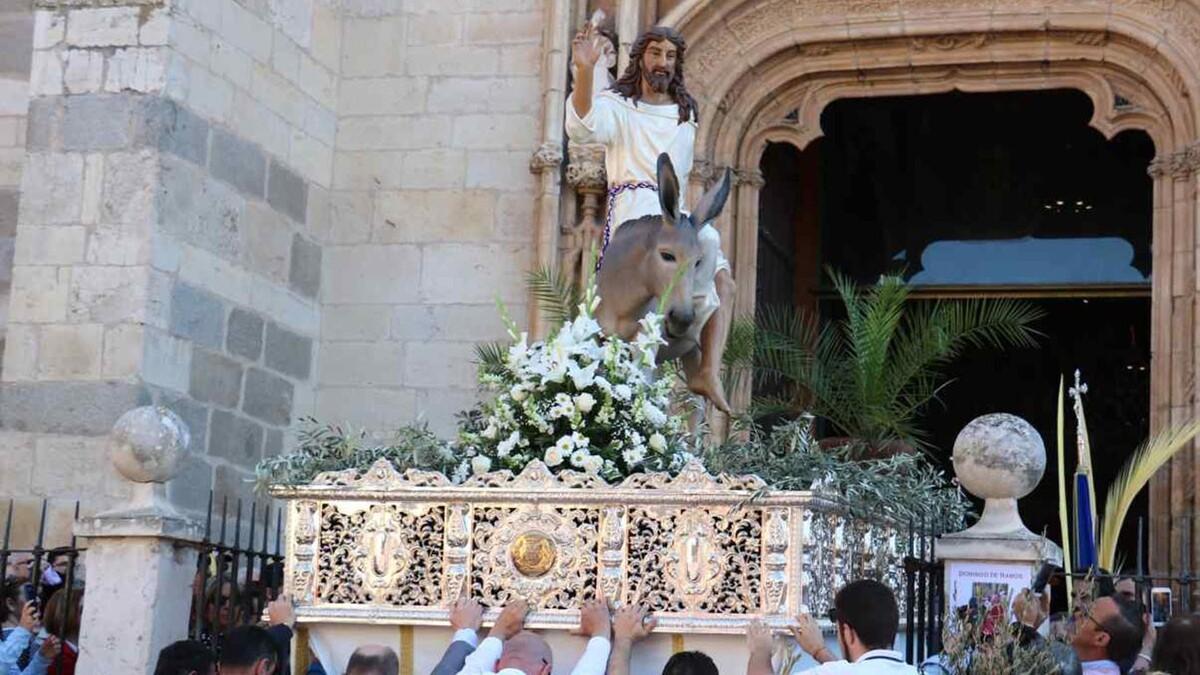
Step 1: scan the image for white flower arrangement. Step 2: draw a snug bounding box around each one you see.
[456,283,689,482]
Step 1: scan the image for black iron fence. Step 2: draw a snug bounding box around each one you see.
[188,493,285,649]
[0,498,84,609]
[904,515,945,664]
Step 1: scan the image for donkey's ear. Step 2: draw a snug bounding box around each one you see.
[656,153,682,225]
[691,167,732,227]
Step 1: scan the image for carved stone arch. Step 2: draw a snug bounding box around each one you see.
[657,0,1200,577]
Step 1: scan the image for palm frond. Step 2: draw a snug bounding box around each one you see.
[1099,419,1200,569]
[526,266,580,327]
[474,341,508,377]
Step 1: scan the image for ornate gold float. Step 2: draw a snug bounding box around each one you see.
[273,459,910,634]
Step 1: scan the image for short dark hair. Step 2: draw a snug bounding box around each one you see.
[346,647,400,675]
[154,640,216,675]
[834,579,900,650]
[1152,615,1200,674]
[1100,594,1145,664]
[661,651,718,675]
[218,625,279,669]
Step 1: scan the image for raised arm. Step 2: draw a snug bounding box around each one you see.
[571,24,602,120]
[607,604,656,675]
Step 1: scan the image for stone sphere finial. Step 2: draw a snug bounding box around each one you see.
[110,406,191,483]
[952,413,1046,500]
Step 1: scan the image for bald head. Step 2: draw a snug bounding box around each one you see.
[346,645,399,675]
[496,631,552,675]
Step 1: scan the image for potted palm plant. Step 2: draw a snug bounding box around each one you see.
[741,268,1044,456]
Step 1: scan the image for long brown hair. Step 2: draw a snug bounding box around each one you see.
[610,26,698,125]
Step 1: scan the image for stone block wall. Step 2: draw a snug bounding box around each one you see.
[317,0,542,437]
[0,2,33,378]
[0,0,335,527]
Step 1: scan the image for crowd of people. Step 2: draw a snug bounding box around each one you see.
[5,544,1200,675]
[141,573,1200,675]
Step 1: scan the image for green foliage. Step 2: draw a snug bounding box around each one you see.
[700,417,971,528]
[742,268,1044,451]
[937,611,1067,674]
[254,418,457,493]
[526,267,582,328]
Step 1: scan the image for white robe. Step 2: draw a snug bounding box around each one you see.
[565,90,729,329]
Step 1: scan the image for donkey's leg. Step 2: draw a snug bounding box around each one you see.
[687,269,734,414]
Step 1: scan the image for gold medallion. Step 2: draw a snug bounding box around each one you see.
[510,531,557,577]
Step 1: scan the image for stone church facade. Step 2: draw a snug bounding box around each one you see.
[0,0,1199,575]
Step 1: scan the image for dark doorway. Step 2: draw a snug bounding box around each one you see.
[755,89,1155,565]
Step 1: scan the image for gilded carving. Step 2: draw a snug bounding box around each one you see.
[471,507,600,608]
[275,462,919,632]
[763,509,789,613]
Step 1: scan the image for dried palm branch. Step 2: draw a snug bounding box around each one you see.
[1098,419,1200,569]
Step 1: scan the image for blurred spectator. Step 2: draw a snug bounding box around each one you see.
[4,556,32,584]
[345,646,399,675]
[41,586,82,675]
[218,625,279,675]
[154,640,216,675]
[1150,615,1200,675]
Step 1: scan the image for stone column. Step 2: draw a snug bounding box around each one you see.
[564,143,607,289]
[937,414,1062,610]
[75,406,203,675]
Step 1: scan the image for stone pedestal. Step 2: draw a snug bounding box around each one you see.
[75,514,203,675]
[937,414,1062,612]
[74,406,204,675]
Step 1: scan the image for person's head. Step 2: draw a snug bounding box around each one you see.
[43,586,83,641]
[345,644,400,675]
[495,630,552,675]
[611,26,697,124]
[218,625,278,675]
[5,553,33,582]
[832,579,900,661]
[154,640,216,675]
[1071,594,1144,663]
[661,651,718,675]
[1114,577,1137,603]
[1152,615,1200,674]
[204,579,243,630]
[1,578,23,625]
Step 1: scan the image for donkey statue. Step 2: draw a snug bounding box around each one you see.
[595,153,733,412]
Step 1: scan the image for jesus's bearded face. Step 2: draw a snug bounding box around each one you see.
[640,38,677,94]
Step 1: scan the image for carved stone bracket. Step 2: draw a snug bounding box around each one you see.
[734,167,766,189]
[1148,142,1200,179]
[530,142,564,174]
[566,143,607,191]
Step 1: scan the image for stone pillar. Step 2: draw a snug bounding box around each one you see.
[937,414,1062,610]
[564,142,606,289]
[75,406,203,675]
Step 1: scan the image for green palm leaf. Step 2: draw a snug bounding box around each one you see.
[749,269,1042,451]
[526,267,580,327]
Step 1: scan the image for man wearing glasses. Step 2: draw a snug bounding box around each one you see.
[1072,594,1145,674]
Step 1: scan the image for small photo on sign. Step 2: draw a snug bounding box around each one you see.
[1151,587,1172,626]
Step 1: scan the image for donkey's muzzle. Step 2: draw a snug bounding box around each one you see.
[666,308,695,338]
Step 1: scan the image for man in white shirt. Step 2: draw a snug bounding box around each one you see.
[1072,594,1145,675]
[454,597,612,675]
[748,579,917,674]
[567,22,735,414]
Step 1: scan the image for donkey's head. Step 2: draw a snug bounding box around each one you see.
[597,153,731,342]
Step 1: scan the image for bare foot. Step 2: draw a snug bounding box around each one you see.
[687,370,731,414]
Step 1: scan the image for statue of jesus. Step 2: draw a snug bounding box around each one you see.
[566,23,736,414]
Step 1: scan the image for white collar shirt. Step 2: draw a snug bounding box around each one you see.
[798,649,919,674]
